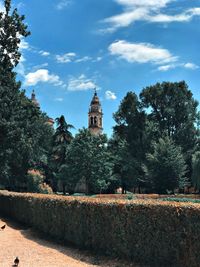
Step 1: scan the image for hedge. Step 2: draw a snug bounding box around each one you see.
[0,191,200,266]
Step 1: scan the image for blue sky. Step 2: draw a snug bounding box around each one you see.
[1,0,200,136]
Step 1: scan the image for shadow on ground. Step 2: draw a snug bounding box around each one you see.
[1,216,142,267]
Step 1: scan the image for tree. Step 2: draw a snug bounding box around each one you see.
[191,151,200,192]
[112,92,146,192]
[144,137,187,194]
[0,0,54,191]
[108,136,138,194]
[0,0,30,74]
[53,115,74,165]
[50,115,74,193]
[62,128,116,194]
[140,81,200,179]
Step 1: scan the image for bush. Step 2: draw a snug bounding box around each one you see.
[161,197,200,203]
[0,191,200,266]
[27,172,53,194]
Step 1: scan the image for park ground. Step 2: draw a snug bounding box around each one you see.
[0,218,139,267]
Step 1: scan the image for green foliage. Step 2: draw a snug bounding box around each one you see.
[112,92,146,192]
[161,197,200,203]
[50,115,74,193]
[63,128,116,194]
[112,82,199,192]
[0,0,30,73]
[144,137,187,194]
[140,81,199,178]
[109,137,138,192]
[0,1,54,191]
[27,173,53,194]
[192,151,200,190]
[2,191,200,267]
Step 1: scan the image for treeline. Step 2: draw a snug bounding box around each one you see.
[1,0,200,195]
[50,81,200,195]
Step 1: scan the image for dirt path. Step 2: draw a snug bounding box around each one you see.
[0,218,138,267]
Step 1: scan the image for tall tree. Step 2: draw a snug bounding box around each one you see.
[50,115,74,193]
[62,128,116,194]
[108,136,136,193]
[144,137,187,194]
[113,92,146,192]
[140,81,199,180]
[0,0,54,191]
[52,115,74,166]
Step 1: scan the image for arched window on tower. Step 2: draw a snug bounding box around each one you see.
[94,116,97,126]
[90,117,94,126]
[100,117,102,127]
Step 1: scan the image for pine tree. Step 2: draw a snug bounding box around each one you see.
[50,115,74,193]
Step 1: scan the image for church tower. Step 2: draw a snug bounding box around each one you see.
[31,90,40,108]
[30,90,54,127]
[88,89,103,135]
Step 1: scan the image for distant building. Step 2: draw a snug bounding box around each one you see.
[88,89,103,135]
[31,90,40,108]
[30,90,54,127]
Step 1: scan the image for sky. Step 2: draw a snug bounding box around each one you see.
[1,0,200,136]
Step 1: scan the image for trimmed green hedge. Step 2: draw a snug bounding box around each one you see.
[0,191,200,266]
[161,197,200,203]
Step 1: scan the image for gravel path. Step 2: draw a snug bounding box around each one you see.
[0,218,138,267]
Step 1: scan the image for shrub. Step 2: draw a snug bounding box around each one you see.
[27,172,53,194]
[0,191,200,266]
[161,197,200,203]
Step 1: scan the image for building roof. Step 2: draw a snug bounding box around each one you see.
[90,90,101,106]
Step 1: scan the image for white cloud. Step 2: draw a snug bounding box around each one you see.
[109,40,177,65]
[39,50,50,56]
[104,8,149,28]
[56,52,76,63]
[68,74,96,91]
[157,62,199,71]
[55,97,64,102]
[115,0,172,8]
[19,38,29,50]
[16,63,25,76]
[157,64,176,71]
[56,53,94,63]
[75,56,92,63]
[33,63,49,70]
[96,57,102,62]
[24,69,63,86]
[0,2,4,12]
[101,0,200,32]
[105,90,117,100]
[56,0,71,10]
[183,62,199,70]
[188,8,200,16]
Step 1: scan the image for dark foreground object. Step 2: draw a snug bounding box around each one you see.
[0,191,200,267]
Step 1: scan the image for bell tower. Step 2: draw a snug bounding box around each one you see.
[31,90,40,108]
[88,89,103,135]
